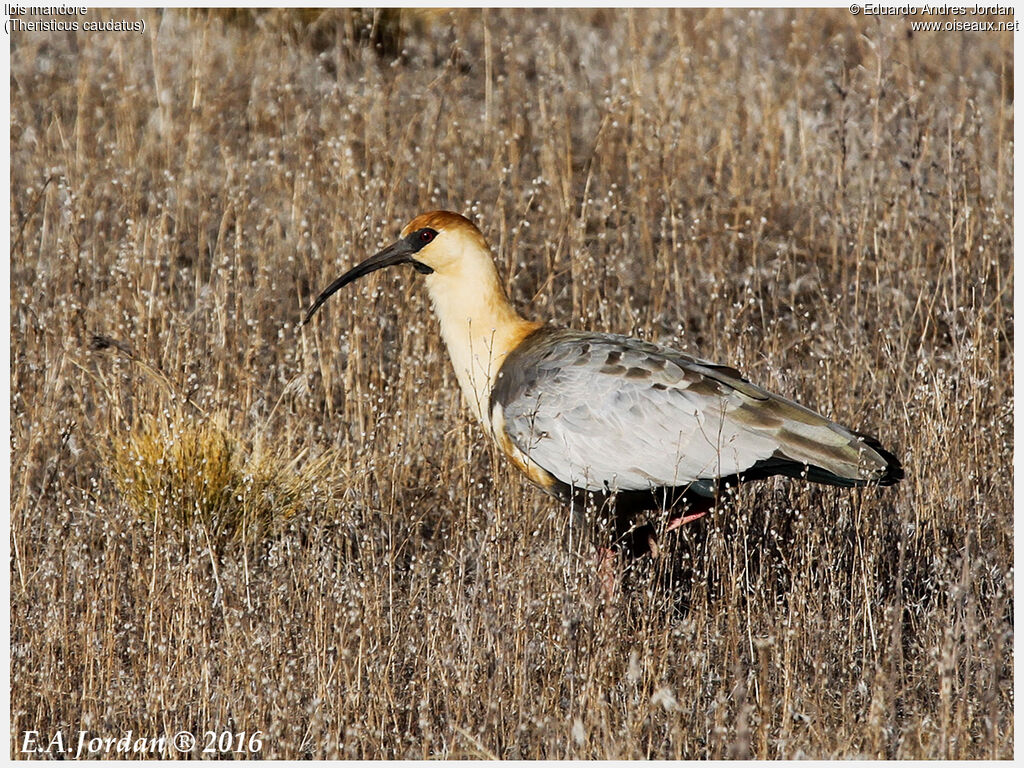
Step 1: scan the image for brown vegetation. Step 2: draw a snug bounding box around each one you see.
[10,8,1012,758]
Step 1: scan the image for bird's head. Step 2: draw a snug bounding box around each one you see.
[302,210,493,324]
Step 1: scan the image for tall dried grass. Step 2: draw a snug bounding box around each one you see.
[10,8,1012,758]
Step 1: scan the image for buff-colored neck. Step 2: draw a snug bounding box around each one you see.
[422,253,540,432]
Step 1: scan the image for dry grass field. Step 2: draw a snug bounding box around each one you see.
[9,8,1013,759]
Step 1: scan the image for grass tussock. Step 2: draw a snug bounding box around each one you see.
[109,412,338,543]
[10,8,1013,759]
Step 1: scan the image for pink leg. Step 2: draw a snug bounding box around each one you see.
[595,546,620,601]
[647,530,660,559]
[599,501,712,585]
[664,508,709,532]
[649,504,712,558]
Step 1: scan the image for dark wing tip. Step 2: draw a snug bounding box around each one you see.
[855,431,904,486]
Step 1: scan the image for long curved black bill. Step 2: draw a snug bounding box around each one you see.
[303,240,420,325]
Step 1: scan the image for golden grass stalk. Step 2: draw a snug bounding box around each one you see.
[109,413,338,542]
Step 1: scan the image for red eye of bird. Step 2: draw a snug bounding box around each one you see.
[420,229,435,242]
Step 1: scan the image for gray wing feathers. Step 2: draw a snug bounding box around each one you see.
[495,328,892,493]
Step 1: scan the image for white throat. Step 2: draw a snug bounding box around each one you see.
[422,256,538,433]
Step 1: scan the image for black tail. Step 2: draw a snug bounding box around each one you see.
[737,431,903,489]
[853,431,904,486]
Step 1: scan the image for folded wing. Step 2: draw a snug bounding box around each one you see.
[492,328,902,495]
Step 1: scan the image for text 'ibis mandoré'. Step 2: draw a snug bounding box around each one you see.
[303,211,903,553]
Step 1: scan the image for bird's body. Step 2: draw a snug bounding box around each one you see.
[304,211,902,541]
[491,326,901,500]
